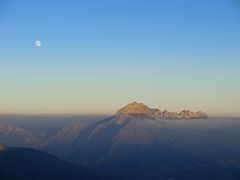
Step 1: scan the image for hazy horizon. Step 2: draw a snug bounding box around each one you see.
[0,102,239,118]
[1,0,240,116]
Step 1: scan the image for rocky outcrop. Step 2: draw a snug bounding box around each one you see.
[151,108,162,116]
[196,111,208,119]
[177,110,208,119]
[162,110,178,119]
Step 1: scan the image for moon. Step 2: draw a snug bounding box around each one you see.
[35,40,41,47]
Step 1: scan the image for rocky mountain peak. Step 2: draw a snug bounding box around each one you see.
[116,101,156,117]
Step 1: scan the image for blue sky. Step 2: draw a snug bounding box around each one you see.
[0,0,240,116]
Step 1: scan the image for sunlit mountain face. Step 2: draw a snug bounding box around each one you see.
[1,102,240,179]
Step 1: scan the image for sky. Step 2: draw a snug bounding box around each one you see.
[0,0,240,116]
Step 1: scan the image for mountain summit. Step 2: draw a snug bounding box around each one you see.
[116,101,208,119]
[116,101,157,117]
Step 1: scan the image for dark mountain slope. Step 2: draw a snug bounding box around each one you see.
[68,116,122,164]
[0,144,94,180]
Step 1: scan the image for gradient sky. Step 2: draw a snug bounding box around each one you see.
[0,0,240,116]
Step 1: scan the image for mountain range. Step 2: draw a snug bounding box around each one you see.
[53,102,239,179]
[44,101,209,158]
[1,102,240,179]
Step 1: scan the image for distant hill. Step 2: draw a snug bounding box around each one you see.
[0,123,42,148]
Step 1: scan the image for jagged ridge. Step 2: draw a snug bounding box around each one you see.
[116,101,208,119]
